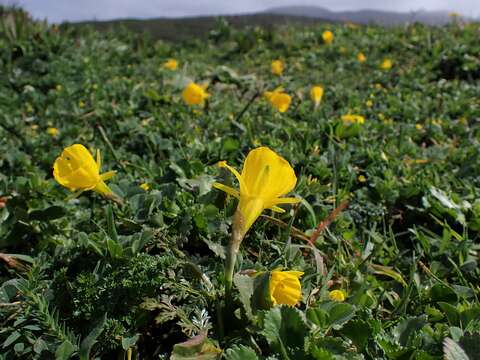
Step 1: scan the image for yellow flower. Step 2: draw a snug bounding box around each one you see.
[79,101,85,108]
[140,183,150,191]
[47,127,58,137]
[357,52,366,63]
[269,270,304,306]
[214,147,300,237]
[163,58,178,70]
[182,82,209,106]
[358,175,366,183]
[366,100,373,108]
[415,123,423,130]
[310,85,324,107]
[342,114,365,125]
[329,289,346,302]
[322,30,334,44]
[271,60,284,76]
[56,84,62,92]
[53,144,116,196]
[264,88,291,113]
[380,58,393,70]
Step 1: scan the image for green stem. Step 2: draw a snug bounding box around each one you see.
[224,211,245,315]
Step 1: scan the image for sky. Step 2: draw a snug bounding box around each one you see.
[3,0,479,23]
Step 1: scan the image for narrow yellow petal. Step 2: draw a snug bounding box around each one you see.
[213,182,240,199]
[218,161,249,196]
[100,171,117,181]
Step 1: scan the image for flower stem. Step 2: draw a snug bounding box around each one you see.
[224,211,245,315]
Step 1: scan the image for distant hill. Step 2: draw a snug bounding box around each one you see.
[70,6,471,42]
[265,6,460,26]
[72,13,325,42]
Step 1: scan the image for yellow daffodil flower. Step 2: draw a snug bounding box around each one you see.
[329,289,346,302]
[310,85,324,107]
[342,114,365,125]
[270,270,304,306]
[271,59,284,76]
[322,30,334,44]
[214,146,300,237]
[380,58,393,70]
[163,58,178,70]
[357,52,366,63]
[53,144,116,196]
[182,82,209,106]
[264,88,291,113]
[140,183,150,191]
[47,127,58,137]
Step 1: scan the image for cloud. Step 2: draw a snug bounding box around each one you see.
[5,0,479,23]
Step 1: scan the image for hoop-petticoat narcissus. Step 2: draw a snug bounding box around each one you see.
[53,144,116,197]
[310,85,324,108]
[214,147,300,308]
[214,146,300,238]
[264,88,291,113]
[269,270,304,306]
[163,58,178,70]
[271,59,284,76]
[182,82,209,106]
[322,30,334,44]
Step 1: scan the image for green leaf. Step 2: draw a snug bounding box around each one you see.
[306,307,328,329]
[170,333,221,360]
[340,320,371,351]
[438,302,460,327]
[261,306,308,357]
[55,340,76,360]
[370,264,407,287]
[392,316,427,347]
[443,337,469,360]
[327,303,356,330]
[3,331,21,348]
[223,345,259,360]
[233,274,254,319]
[79,313,107,360]
[105,204,118,243]
[430,284,458,303]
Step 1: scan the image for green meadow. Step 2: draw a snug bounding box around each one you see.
[1,7,479,360]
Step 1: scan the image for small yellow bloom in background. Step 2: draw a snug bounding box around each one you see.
[358,174,367,183]
[56,84,62,92]
[53,144,116,196]
[182,82,209,107]
[342,114,365,125]
[270,270,304,306]
[374,83,383,90]
[322,30,334,44]
[271,59,284,76]
[366,100,373,108]
[329,289,346,302]
[415,123,424,130]
[47,127,58,137]
[79,101,85,108]
[140,183,150,191]
[214,147,300,237]
[310,85,324,108]
[163,58,178,70]
[380,58,393,70]
[264,88,291,113]
[357,52,366,63]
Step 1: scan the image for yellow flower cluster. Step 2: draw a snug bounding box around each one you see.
[271,59,284,76]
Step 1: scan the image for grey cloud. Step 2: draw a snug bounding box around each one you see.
[2,0,479,23]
